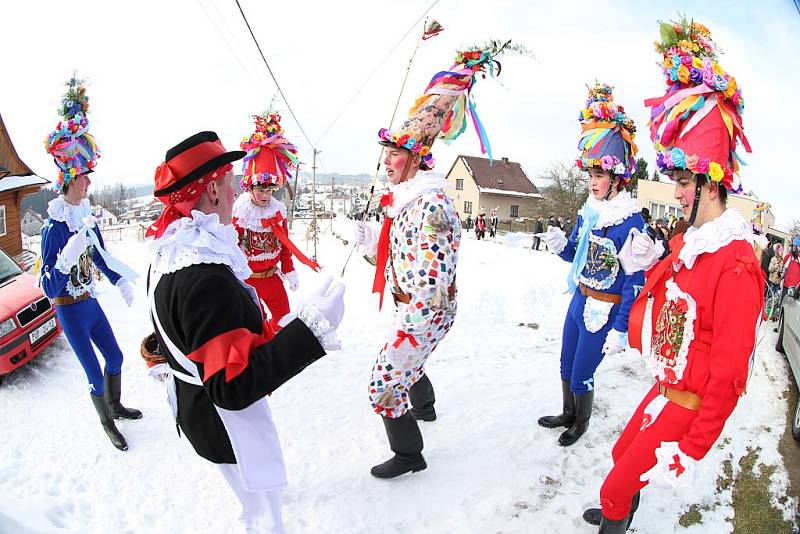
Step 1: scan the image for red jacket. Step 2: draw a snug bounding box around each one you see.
[783,254,800,287]
[233,214,294,275]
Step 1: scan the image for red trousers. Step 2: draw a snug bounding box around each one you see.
[600,384,698,520]
[245,274,290,331]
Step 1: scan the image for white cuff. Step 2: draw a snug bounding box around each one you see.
[296,303,341,351]
[54,251,76,275]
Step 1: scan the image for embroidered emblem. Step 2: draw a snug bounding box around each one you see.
[649,279,696,384]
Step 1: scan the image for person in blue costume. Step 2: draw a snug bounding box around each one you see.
[537,83,645,447]
[40,76,140,451]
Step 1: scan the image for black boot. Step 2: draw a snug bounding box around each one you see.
[558,390,594,446]
[90,393,128,451]
[409,374,436,422]
[598,515,629,533]
[370,413,427,478]
[104,371,142,420]
[538,379,575,428]
[584,492,640,527]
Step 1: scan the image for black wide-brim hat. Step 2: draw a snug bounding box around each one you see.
[154,131,246,197]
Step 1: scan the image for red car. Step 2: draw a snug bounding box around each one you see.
[0,247,61,384]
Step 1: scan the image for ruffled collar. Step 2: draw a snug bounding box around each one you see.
[385,174,450,218]
[679,208,765,270]
[149,210,252,280]
[47,197,91,233]
[231,193,286,231]
[581,190,640,229]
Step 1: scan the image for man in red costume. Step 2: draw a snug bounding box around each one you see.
[233,113,320,331]
[582,17,764,532]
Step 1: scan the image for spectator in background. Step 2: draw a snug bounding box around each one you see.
[768,243,784,308]
[465,214,473,230]
[669,214,689,239]
[760,238,775,287]
[563,218,573,237]
[533,216,544,250]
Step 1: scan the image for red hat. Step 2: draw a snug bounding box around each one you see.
[147,131,245,238]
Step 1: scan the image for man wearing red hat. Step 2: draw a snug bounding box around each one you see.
[233,113,320,331]
[146,131,345,533]
[581,17,763,532]
[355,45,508,478]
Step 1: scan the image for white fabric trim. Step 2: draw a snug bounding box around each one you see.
[232,194,287,232]
[582,190,640,230]
[149,211,252,281]
[385,175,451,218]
[47,197,91,233]
[582,296,614,333]
[679,208,764,270]
[649,278,696,384]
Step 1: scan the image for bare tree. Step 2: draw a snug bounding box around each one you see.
[787,218,800,238]
[537,161,589,220]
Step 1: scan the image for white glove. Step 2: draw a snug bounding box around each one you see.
[354,221,379,256]
[601,328,628,357]
[619,228,664,274]
[640,441,697,489]
[283,270,300,291]
[116,278,135,307]
[534,226,567,254]
[56,231,89,274]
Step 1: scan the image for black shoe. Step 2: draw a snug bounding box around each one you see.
[409,374,436,422]
[538,379,575,429]
[104,372,142,420]
[598,515,629,533]
[558,390,594,446]
[90,393,128,451]
[585,493,639,528]
[371,413,425,479]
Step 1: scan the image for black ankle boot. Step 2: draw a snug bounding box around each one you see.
[558,390,594,446]
[371,413,427,479]
[538,379,575,428]
[90,393,128,451]
[104,371,142,420]
[409,374,436,422]
[598,515,629,533]
[584,492,640,527]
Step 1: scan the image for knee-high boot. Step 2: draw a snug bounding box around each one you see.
[558,390,594,446]
[409,374,436,422]
[104,371,142,420]
[583,492,640,528]
[370,412,427,479]
[90,393,128,451]
[538,379,575,428]
[598,515,629,533]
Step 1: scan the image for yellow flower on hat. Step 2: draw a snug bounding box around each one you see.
[678,65,690,84]
[692,56,703,69]
[664,56,673,69]
[708,161,724,181]
[723,77,737,99]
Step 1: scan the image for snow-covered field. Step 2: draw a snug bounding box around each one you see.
[1,220,795,533]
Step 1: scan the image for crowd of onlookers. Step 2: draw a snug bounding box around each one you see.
[761,236,800,322]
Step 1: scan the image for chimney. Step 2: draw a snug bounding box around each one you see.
[501,157,509,165]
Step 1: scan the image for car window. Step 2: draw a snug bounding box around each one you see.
[0,249,23,283]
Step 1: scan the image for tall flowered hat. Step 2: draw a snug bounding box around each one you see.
[44,75,100,193]
[644,15,751,193]
[377,41,514,171]
[239,112,298,189]
[575,82,638,182]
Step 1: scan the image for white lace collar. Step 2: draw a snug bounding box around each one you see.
[149,210,252,280]
[47,197,91,233]
[384,174,450,218]
[679,208,765,270]
[581,190,640,229]
[232,193,286,231]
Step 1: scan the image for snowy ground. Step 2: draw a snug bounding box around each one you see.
[1,220,795,533]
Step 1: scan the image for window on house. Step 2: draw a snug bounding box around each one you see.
[0,205,6,237]
[648,202,681,220]
[456,179,464,191]
[464,201,473,214]
[510,205,519,218]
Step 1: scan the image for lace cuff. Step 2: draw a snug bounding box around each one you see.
[54,250,75,275]
[296,303,341,351]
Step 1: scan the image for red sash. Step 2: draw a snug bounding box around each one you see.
[371,193,394,310]
[260,212,321,272]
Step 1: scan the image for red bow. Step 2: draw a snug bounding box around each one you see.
[260,212,321,272]
[392,330,419,349]
[668,454,685,477]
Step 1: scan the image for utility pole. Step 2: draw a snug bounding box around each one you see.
[288,162,302,230]
[312,149,319,261]
[330,174,335,234]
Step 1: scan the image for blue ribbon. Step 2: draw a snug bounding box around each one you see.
[566,203,599,294]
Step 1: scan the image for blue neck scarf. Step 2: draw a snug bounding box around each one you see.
[567,202,599,294]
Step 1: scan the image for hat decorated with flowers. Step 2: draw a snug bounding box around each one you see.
[575,82,638,181]
[644,15,751,193]
[240,112,298,189]
[44,75,99,193]
[378,40,517,171]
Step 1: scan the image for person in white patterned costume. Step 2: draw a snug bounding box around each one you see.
[355,44,506,478]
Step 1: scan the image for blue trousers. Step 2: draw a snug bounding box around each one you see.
[55,297,123,396]
[559,291,617,395]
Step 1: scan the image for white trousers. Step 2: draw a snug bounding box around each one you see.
[218,463,286,534]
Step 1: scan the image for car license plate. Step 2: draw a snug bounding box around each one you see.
[29,317,57,345]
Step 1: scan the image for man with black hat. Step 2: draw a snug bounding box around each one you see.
[146,131,345,533]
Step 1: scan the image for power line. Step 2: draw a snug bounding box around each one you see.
[315,0,440,145]
[234,0,317,151]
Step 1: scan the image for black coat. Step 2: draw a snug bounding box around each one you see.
[151,263,325,463]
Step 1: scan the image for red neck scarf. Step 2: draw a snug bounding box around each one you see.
[259,211,321,271]
[371,192,395,310]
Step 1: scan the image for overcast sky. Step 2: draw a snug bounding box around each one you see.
[2,0,797,225]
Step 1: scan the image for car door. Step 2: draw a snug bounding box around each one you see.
[784,290,800,386]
